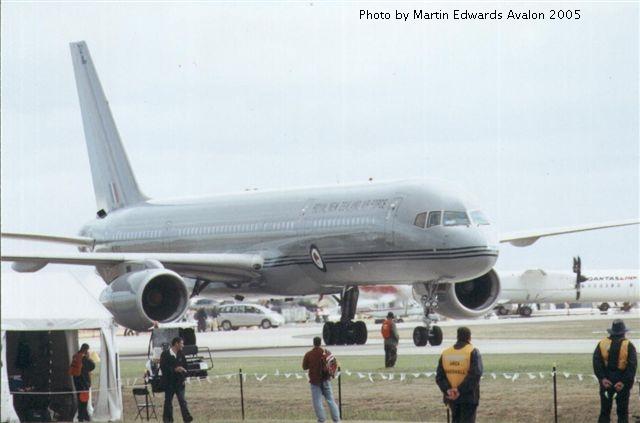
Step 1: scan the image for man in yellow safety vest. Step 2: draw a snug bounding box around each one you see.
[593,319,637,423]
[436,327,483,423]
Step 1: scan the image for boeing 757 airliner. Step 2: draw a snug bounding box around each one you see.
[2,42,638,347]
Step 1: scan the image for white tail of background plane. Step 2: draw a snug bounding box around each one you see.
[70,41,147,214]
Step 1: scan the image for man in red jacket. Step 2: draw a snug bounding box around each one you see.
[302,337,341,423]
[68,343,95,422]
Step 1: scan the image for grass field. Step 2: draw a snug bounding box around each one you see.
[115,353,639,422]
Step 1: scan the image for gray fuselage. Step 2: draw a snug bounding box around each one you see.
[81,180,498,296]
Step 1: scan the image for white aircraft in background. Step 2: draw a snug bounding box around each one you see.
[2,41,639,348]
[496,257,639,316]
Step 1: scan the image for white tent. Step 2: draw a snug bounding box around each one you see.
[1,271,122,422]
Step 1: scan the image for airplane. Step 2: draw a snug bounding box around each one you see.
[496,257,640,316]
[2,41,638,348]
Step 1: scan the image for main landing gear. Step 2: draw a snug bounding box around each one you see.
[412,283,443,347]
[322,286,368,345]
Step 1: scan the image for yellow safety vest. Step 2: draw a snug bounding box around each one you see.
[599,338,629,371]
[441,343,475,388]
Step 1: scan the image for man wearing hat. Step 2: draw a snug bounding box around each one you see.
[436,327,483,423]
[593,319,637,423]
[381,312,400,367]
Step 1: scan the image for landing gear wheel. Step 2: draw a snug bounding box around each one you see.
[413,327,428,347]
[221,321,232,331]
[496,306,509,316]
[429,325,443,346]
[519,306,532,317]
[323,322,335,345]
[333,323,346,345]
[599,303,610,312]
[622,303,632,312]
[261,319,272,329]
[353,321,368,345]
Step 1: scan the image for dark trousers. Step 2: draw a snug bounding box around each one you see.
[77,399,90,422]
[73,376,90,422]
[384,343,398,368]
[598,386,630,423]
[450,403,477,423]
[163,384,192,423]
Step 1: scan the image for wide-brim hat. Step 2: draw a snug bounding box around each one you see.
[607,319,629,336]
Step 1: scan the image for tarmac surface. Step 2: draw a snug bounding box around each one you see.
[86,311,639,358]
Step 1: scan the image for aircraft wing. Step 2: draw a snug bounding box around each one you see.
[500,218,639,247]
[1,252,264,279]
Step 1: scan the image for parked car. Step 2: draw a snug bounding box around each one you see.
[217,303,285,330]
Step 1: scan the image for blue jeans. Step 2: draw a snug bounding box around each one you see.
[310,381,340,423]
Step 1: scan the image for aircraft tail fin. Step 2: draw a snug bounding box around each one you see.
[70,41,147,213]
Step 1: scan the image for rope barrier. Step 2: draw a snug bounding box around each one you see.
[11,369,638,395]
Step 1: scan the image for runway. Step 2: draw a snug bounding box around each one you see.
[90,312,639,358]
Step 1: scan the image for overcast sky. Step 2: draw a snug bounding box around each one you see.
[2,2,638,275]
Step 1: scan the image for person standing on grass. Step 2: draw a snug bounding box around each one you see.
[69,343,95,422]
[381,311,400,368]
[593,319,637,423]
[436,327,483,423]
[302,336,341,423]
[160,337,193,423]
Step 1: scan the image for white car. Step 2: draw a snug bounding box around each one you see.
[217,304,285,330]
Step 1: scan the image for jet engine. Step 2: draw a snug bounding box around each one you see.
[100,268,189,331]
[416,269,501,319]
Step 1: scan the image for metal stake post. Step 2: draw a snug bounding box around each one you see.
[552,365,558,423]
[338,366,343,420]
[239,368,245,420]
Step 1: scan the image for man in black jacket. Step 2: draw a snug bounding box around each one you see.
[593,319,637,423]
[160,337,193,423]
[436,327,483,423]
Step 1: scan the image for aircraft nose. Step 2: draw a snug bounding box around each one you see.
[442,226,499,280]
[478,225,499,249]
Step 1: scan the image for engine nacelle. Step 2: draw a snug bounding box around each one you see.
[415,269,501,319]
[100,269,189,331]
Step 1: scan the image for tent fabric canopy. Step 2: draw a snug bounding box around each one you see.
[1,271,112,331]
[1,271,122,422]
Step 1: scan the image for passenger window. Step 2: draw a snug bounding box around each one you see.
[427,211,442,228]
[414,212,427,228]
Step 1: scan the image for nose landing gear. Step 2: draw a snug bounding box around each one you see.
[412,283,443,347]
[322,286,368,345]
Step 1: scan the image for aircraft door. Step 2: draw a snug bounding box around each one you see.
[384,197,403,246]
[297,199,316,240]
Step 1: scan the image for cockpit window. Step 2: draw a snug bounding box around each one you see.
[470,210,490,225]
[443,211,470,226]
[414,212,427,228]
[427,211,442,228]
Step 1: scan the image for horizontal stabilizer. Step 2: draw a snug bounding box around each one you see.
[1,251,264,279]
[2,232,95,247]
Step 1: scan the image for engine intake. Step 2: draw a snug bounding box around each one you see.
[436,269,501,319]
[100,269,189,331]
